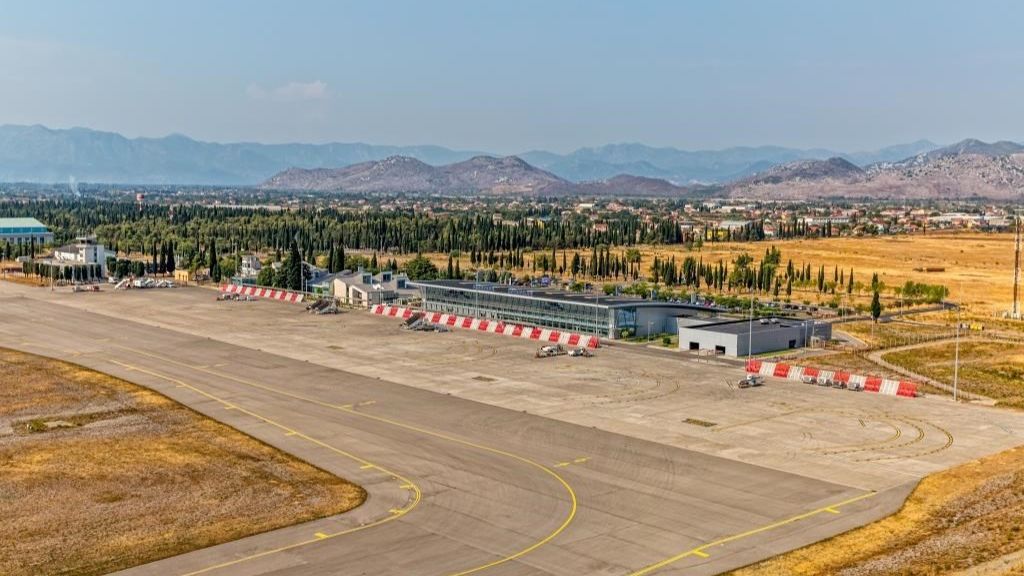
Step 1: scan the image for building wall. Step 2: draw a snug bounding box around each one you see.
[632,306,708,338]
[0,232,53,244]
[678,327,740,355]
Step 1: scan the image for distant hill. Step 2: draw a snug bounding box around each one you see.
[261,155,568,195]
[570,174,688,197]
[729,139,1024,200]
[738,157,865,186]
[922,138,1024,161]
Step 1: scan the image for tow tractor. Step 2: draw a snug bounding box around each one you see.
[737,374,765,388]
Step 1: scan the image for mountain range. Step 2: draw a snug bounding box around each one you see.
[0,124,939,186]
[727,139,1024,200]
[261,155,568,195]
[2,124,1022,199]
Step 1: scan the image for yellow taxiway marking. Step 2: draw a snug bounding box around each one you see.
[555,456,589,468]
[359,463,375,470]
[626,491,876,575]
[107,360,423,576]
[314,532,329,539]
[113,346,578,576]
[824,507,840,514]
[285,431,298,436]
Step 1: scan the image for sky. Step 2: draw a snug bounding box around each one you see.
[1,0,1022,153]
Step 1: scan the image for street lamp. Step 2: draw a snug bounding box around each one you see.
[747,293,755,362]
[953,281,963,402]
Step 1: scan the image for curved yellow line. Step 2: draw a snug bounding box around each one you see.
[115,345,578,576]
[108,360,423,576]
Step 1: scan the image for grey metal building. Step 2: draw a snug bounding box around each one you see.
[411,279,713,338]
[677,317,832,357]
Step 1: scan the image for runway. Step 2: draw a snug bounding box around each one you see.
[0,290,903,576]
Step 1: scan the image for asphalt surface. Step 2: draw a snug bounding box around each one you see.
[0,290,905,576]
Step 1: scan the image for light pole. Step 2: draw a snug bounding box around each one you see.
[747,293,755,362]
[953,281,963,402]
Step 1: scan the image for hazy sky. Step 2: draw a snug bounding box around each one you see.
[1,0,1022,153]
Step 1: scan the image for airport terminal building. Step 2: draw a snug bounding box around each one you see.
[410,279,713,339]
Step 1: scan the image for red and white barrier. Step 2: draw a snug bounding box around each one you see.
[372,305,601,349]
[745,359,917,398]
[219,284,305,303]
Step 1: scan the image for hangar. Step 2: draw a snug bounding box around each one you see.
[677,316,832,357]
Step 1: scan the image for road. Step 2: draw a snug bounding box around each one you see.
[0,290,903,576]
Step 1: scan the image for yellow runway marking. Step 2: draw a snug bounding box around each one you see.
[113,346,578,576]
[107,360,423,576]
[626,491,876,575]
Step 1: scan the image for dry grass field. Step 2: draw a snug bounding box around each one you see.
[882,341,1024,409]
[728,444,1024,576]
[642,231,1019,315]
[0,348,365,576]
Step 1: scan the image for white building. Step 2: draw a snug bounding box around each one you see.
[331,268,415,308]
[239,255,262,277]
[54,236,108,277]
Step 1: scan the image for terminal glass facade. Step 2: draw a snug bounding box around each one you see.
[418,283,616,336]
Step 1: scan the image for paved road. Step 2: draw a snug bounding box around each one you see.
[0,292,903,576]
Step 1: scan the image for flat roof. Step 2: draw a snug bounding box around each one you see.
[411,279,712,311]
[0,217,48,229]
[683,317,808,335]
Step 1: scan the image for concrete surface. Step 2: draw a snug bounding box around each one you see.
[1,282,1022,576]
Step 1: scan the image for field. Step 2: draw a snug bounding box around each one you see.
[0,347,365,576]
[727,444,1024,576]
[641,231,1019,315]
[882,341,1024,408]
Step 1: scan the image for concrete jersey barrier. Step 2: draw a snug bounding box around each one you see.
[372,305,601,349]
[219,284,305,303]
[746,359,918,398]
